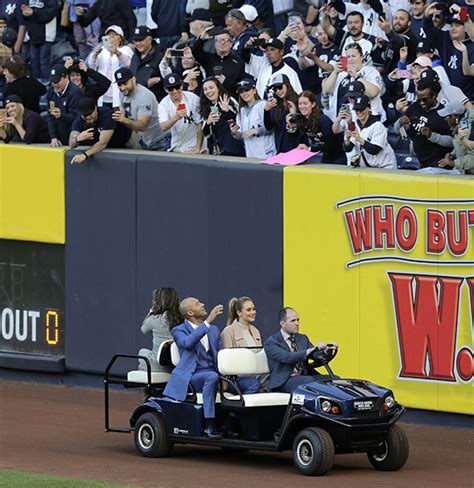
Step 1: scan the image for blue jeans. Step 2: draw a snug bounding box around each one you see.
[30,42,52,81]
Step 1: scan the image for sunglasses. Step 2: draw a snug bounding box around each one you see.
[166,85,182,92]
[272,84,284,90]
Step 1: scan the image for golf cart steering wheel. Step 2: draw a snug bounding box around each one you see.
[306,345,338,369]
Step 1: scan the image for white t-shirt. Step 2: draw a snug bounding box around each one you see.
[158,91,204,153]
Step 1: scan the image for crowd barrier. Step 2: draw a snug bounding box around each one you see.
[0,145,472,415]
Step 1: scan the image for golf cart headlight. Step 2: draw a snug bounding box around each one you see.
[321,400,331,413]
[384,396,395,410]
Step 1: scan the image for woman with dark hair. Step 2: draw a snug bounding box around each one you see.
[287,90,345,164]
[0,94,50,144]
[230,78,276,159]
[200,77,244,156]
[65,57,111,101]
[138,287,182,372]
[220,296,262,394]
[2,55,46,113]
[263,73,300,153]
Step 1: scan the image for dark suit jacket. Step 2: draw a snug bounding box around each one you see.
[264,331,313,391]
[163,321,222,401]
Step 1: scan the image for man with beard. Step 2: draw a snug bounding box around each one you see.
[243,37,303,98]
[378,9,418,75]
[112,67,168,150]
[423,5,474,100]
[394,77,453,169]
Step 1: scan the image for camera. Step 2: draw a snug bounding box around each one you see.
[289,113,304,123]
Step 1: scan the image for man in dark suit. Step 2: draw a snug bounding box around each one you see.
[163,297,224,438]
[264,307,336,393]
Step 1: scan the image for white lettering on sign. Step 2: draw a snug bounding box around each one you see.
[0,308,40,342]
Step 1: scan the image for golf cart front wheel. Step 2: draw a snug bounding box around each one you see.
[292,427,335,476]
[367,424,409,471]
[134,412,173,458]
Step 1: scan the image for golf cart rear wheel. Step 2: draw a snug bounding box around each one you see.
[292,427,335,476]
[367,424,409,471]
[134,412,173,458]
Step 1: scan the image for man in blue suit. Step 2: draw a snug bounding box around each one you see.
[264,307,337,393]
[163,297,224,438]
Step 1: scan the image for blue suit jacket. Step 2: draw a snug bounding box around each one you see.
[163,321,222,401]
[264,331,313,391]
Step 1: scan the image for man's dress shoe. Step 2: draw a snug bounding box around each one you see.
[203,426,222,438]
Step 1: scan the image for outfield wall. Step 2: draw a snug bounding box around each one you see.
[0,145,472,415]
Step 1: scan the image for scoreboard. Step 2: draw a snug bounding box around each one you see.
[0,240,64,369]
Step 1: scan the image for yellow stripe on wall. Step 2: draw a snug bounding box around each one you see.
[0,145,65,244]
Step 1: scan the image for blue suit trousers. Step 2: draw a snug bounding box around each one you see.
[190,369,219,418]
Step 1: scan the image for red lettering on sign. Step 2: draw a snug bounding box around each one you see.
[446,211,468,256]
[426,210,446,254]
[395,206,417,252]
[345,206,372,253]
[373,205,395,249]
[389,273,462,381]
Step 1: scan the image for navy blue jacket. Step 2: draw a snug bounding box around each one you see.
[20,0,57,44]
[46,81,83,144]
[150,0,186,38]
[264,331,313,391]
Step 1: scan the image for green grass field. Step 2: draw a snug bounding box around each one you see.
[0,470,138,487]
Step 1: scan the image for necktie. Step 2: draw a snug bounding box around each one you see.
[289,335,306,376]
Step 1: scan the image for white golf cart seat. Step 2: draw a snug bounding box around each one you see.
[218,348,291,407]
[126,340,173,384]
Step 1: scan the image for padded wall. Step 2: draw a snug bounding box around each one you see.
[65,152,283,374]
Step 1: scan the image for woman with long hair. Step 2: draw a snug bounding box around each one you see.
[263,73,300,153]
[2,55,46,113]
[220,296,262,394]
[287,90,345,164]
[200,76,244,156]
[138,287,182,372]
[65,57,111,101]
[230,78,276,159]
[87,25,133,108]
[0,95,50,144]
[322,43,386,123]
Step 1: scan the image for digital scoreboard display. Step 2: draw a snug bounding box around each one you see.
[0,240,64,358]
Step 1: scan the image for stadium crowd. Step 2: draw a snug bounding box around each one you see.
[0,0,473,172]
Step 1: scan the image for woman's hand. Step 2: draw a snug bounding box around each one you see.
[5,116,17,126]
[207,112,220,124]
[287,100,297,114]
[297,143,309,150]
[218,94,230,112]
[79,59,88,72]
[264,98,277,111]
[64,56,74,69]
[183,67,199,84]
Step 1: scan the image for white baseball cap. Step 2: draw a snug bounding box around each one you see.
[105,25,124,38]
[239,5,259,22]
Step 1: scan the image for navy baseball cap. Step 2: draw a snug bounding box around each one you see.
[114,67,134,84]
[163,73,183,89]
[236,78,256,93]
[131,25,152,41]
[4,94,22,105]
[353,95,371,111]
[50,65,68,83]
[347,81,365,97]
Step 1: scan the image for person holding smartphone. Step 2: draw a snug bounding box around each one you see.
[343,95,396,169]
[158,72,205,153]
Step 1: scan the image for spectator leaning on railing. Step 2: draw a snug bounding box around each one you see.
[46,64,83,148]
[69,97,132,164]
[112,67,169,150]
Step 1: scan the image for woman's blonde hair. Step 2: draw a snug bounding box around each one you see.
[227,296,253,325]
[4,102,24,138]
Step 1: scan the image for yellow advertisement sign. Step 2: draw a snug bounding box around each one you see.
[0,146,65,244]
[284,168,473,415]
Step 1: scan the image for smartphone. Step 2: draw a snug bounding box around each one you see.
[459,119,469,130]
[253,38,267,48]
[212,65,223,75]
[170,49,184,57]
[379,13,386,21]
[49,101,55,111]
[340,103,350,113]
[348,121,356,131]
[396,69,413,79]
[460,7,469,22]
[210,105,219,114]
[177,103,186,111]
[0,108,6,120]
[102,35,111,50]
[227,119,235,125]
[289,15,298,26]
[339,56,348,71]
